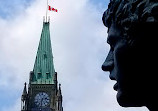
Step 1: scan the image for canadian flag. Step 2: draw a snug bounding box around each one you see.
[48,5,58,12]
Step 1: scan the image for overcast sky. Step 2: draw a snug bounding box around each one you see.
[0,0,148,111]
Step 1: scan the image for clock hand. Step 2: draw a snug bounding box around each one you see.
[41,98,43,107]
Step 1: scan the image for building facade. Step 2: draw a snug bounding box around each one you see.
[21,21,63,111]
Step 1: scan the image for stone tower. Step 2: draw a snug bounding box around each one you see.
[21,21,63,111]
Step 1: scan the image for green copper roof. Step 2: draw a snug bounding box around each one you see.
[31,22,55,84]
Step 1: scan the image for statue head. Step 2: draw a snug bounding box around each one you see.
[102,0,158,110]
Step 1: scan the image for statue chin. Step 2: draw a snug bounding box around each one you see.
[116,90,144,107]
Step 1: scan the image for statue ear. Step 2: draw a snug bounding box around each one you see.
[146,16,156,22]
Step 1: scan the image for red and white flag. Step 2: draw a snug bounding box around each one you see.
[48,5,58,12]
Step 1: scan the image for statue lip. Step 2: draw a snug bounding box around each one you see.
[113,83,118,91]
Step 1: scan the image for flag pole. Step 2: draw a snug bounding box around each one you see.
[46,0,48,22]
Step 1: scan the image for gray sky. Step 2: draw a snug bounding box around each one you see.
[0,0,148,111]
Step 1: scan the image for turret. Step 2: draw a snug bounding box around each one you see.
[54,72,58,93]
[21,82,28,111]
[56,84,63,111]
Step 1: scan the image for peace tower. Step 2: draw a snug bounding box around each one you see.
[21,20,63,111]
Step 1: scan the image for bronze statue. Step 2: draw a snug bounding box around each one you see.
[102,0,158,111]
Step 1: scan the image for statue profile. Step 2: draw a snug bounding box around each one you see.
[102,0,158,111]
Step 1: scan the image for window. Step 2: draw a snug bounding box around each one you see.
[38,72,42,79]
[46,72,50,79]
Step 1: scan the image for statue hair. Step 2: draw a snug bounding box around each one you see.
[102,0,158,41]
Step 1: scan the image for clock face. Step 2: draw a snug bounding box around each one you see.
[34,92,50,107]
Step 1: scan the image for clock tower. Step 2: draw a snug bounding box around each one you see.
[21,20,63,111]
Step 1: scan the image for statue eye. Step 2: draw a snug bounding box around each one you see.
[107,39,115,51]
[107,35,117,49]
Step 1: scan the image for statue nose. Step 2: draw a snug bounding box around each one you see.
[102,60,114,71]
[102,49,114,71]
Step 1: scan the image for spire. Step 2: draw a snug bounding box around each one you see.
[31,21,55,84]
